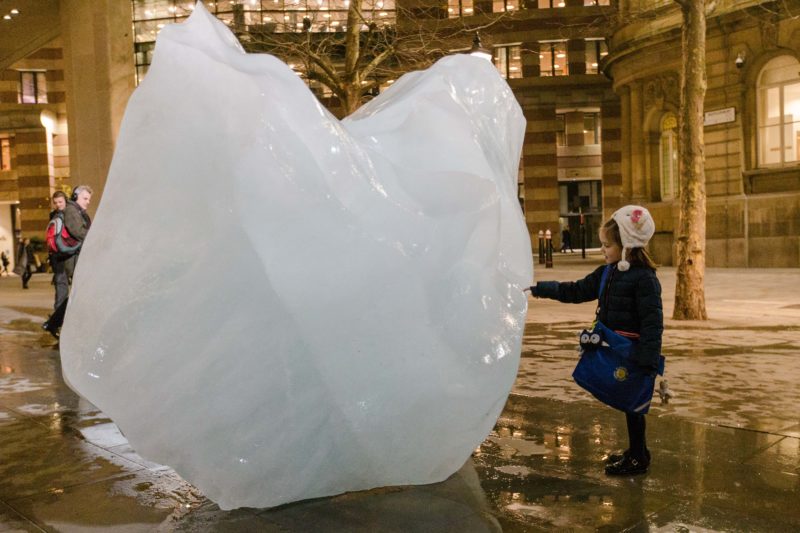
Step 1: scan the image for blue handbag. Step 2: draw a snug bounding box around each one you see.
[571,265,665,414]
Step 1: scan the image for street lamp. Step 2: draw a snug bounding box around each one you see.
[469,32,492,61]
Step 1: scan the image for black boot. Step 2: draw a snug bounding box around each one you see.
[42,320,59,339]
[605,448,651,465]
[605,455,650,476]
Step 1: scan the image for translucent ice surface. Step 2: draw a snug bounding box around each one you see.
[60,3,532,510]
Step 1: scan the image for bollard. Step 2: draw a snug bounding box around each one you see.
[545,229,553,268]
[537,230,545,264]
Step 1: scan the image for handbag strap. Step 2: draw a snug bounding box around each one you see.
[598,264,612,299]
[594,265,612,325]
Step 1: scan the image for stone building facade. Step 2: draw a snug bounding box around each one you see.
[0,0,134,254]
[606,0,800,267]
[0,41,70,256]
[1,0,797,266]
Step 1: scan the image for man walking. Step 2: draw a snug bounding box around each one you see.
[44,185,92,338]
[48,191,69,309]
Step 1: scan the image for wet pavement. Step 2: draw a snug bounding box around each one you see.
[0,261,799,532]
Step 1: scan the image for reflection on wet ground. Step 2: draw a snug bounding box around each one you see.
[0,321,502,532]
[1,269,800,531]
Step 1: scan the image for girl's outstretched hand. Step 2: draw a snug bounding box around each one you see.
[524,285,537,297]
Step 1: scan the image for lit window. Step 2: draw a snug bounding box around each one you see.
[585,39,606,74]
[584,113,600,145]
[757,55,800,167]
[0,138,10,171]
[539,41,568,77]
[493,0,519,12]
[448,0,474,17]
[538,0,565,7]
[659,113,679,200]
[583,0,610,5]
[494,45,522,79]
[18,71,47,104]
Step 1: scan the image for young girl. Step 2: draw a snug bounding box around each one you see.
[525,205,663,476]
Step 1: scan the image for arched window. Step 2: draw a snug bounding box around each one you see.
[659,113,679,200]
[757,55,800,167]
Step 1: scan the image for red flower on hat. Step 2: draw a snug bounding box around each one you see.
[630,209,643,223]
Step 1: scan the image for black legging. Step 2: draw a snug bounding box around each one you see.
[626,412,648,461]
[21,266,32,288]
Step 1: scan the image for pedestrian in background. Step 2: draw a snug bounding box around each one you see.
[43,185,93,338]
[0,250,9,276]
[526,205,663,476]
[15,238,35,289]
[561,226,574,253]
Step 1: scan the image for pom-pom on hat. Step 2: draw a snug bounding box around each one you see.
[611,205,655,271]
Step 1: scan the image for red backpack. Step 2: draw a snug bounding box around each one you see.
[46,212,81,255]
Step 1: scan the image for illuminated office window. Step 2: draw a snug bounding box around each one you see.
[493,0,519,12]
[585,39,607,74]
[539,41,568,76]
[494,45,522,79]
[757,55,800,167]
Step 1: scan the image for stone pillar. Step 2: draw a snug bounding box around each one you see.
[565,111,584,146]
[15,127,55,237]
[522,42,540,78]
[601,98,623,214]
[567,39,586,76]
[60,0,134,217]
[628,80,646,201]
[620,85,632,201]
[522,105,560,245]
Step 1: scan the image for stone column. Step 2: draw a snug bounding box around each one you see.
[522,105,560,244]
[601,98,623,214]
[59,0,135,216]
[620,85,632,202]
[567,39,586,76]
[522,42,540,78]
[15,127,55,236]
[628,80,646,200]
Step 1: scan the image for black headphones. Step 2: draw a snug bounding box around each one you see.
[70,187,78,202]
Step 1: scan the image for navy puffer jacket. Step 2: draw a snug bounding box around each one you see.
[533,263,663,370]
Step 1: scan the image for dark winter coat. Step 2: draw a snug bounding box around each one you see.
[532,263,663,370]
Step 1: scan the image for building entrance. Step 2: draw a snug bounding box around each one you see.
[558,180,602,249]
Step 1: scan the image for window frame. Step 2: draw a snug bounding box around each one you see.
[493,44,522,79]
[659,113,679,200]
[756,56,800,168]
[18,71,47,104]
[584,39,607,75]
[539,40,568,77]
[0,138,11,171]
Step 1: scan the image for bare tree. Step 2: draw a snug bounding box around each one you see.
[235,2,507,116]
[672,0,716,320]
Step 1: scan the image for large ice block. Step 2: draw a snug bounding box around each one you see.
[60,2,532,510]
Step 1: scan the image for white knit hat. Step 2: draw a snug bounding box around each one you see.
[611,205,655,271]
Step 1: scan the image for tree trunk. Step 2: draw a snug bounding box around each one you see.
[342,86,362,116]
[673,0,708,320]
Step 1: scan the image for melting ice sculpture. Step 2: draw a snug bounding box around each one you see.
[59,2,532,510]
